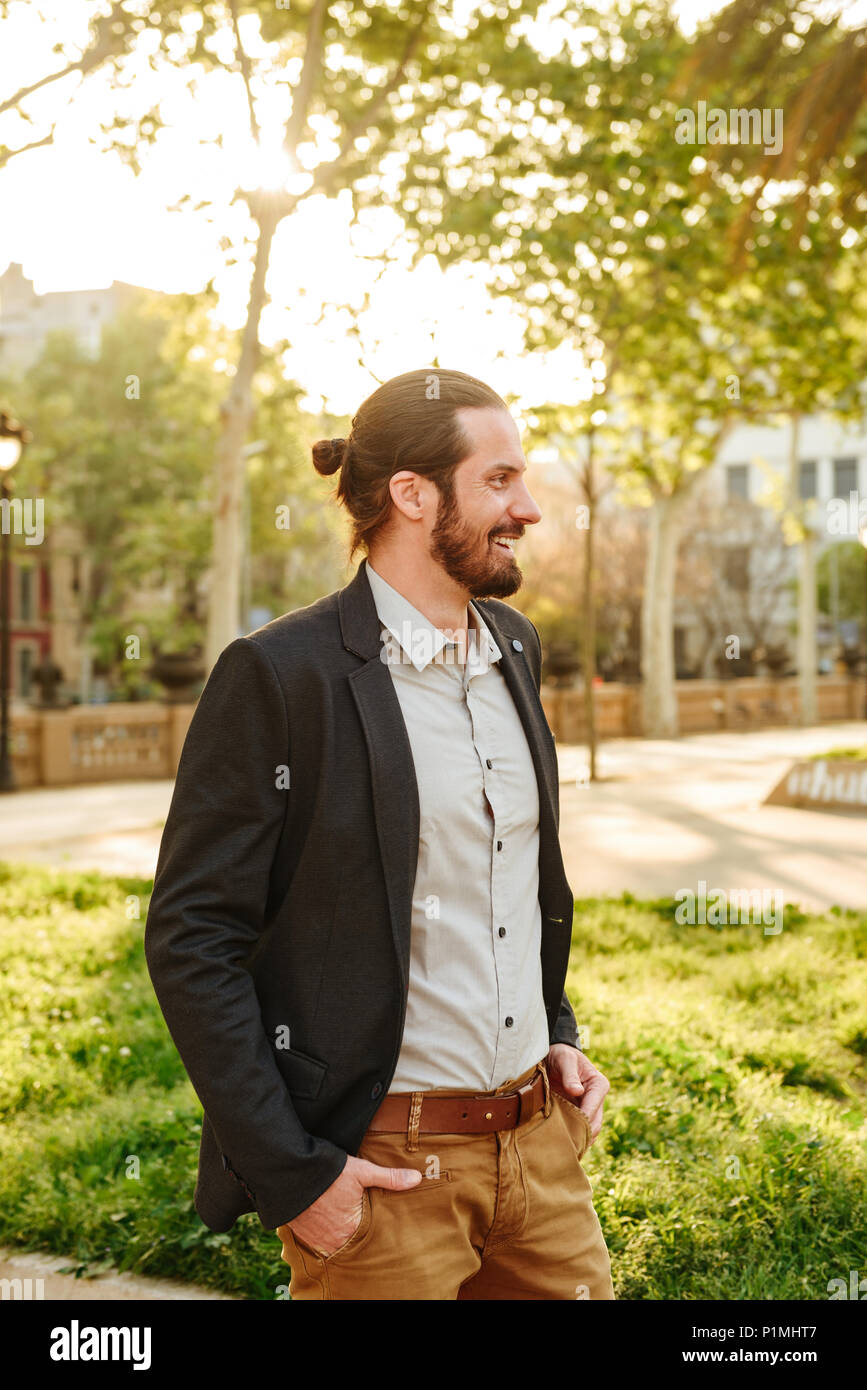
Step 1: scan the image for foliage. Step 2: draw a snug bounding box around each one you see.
[817,541,867,623]
[807,746,867,761]
[682,0,867,240]
[0,292,342,675]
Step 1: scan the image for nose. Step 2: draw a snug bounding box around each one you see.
[511,478,542,527]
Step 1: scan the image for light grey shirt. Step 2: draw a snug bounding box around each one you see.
[365,560,550,1091]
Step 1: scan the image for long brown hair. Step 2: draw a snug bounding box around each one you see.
[312,368,508,558]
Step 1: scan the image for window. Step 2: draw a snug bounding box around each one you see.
[724,545,750,592]
[833,457,857,497]
[19,567,34,622]
[799,460,817,500]
[726,464,749,500]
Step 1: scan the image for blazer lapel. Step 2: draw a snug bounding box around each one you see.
[339,563,419,991]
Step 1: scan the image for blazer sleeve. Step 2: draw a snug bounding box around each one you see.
[525,618,583,1054]
[144,635,347,1229]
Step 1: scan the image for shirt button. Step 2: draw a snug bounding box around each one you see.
[505,1016,514,1027]
[486,758,493,769]
[512,639,523,652]
[371,1082,383,1099]
[496,840,503,851]
[498,927,506,938]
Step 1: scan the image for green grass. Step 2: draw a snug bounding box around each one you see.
[808,746,867,760]
[0,864,865,1300]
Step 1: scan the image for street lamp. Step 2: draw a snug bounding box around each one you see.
[0,412,31,792]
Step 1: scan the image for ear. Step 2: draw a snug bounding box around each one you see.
[389,470,429,523]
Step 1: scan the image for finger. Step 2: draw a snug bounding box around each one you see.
[579,1098,606,1135]
[552,1050,586,1095]
[551,1062,585,1098]
[358,1160,424,1191]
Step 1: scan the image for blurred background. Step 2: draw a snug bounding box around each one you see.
[0,0,865,1303]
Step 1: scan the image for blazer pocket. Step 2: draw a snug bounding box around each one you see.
[274,1044,328,1101]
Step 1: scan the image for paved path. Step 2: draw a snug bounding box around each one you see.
[0,1246,233,1301]
[1,722,866,910]
[0,779,172,878]
[557,722,867,912]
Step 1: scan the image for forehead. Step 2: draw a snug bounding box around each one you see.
[455,406,524,467]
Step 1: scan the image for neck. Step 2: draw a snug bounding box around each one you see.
[365,544,471,635]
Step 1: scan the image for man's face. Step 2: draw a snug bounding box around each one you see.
[429,407,542,598]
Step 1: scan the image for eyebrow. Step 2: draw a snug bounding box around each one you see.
[485,461,526,475]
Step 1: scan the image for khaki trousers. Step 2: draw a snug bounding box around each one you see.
[281,1059,615,1301]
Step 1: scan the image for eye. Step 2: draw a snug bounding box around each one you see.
[490,473,508,486]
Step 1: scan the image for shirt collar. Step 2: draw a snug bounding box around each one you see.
[365,559,502,676]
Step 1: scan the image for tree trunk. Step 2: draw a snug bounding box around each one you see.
[641,491,686,738]
[204,207,279,671]
[580,432,598,779]
[789,413,818,725]
[797,534,818,724]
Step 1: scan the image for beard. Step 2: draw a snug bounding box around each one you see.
[429,482,524,599]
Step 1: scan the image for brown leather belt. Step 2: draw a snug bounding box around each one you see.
[368,1067,549,1134]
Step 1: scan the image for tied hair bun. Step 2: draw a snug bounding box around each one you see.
[312,436,348,477]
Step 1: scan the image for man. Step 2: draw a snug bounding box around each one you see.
[145,367,614,1300]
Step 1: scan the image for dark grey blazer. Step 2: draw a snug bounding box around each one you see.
[144,560,579,1233]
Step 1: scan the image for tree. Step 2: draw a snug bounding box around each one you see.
[818,541,867,633]
[4,1,581,668]
[678,483,793,677]
[390,0,866,733]
[0,288,328,692]
[680,0,867,255]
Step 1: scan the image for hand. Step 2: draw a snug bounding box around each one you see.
[546,1042,610,1144]
[277,1154,423,1261]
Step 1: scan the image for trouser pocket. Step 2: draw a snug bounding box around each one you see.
[552,1089,592,1161]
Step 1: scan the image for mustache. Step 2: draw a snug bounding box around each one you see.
[488,527,524,540]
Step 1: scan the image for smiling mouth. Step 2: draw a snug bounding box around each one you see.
[491,535,520,553]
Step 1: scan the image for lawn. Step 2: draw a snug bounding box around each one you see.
[809,746,867,760]
[0,862,864,1300]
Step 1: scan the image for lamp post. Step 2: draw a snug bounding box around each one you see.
[0,412,31,792]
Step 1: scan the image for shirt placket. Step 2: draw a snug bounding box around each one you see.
[462,658,519,1087]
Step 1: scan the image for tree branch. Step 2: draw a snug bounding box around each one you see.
[307,5,430,195]
[0,129,55,168]
[338,10,429,155]
[228,0,259,145]
[0,57,89,116]
[283,0,329,156]
[0,1,127,116]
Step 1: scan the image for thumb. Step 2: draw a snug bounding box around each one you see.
[362,1161,424,1192]
[558,1070,585,1099]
